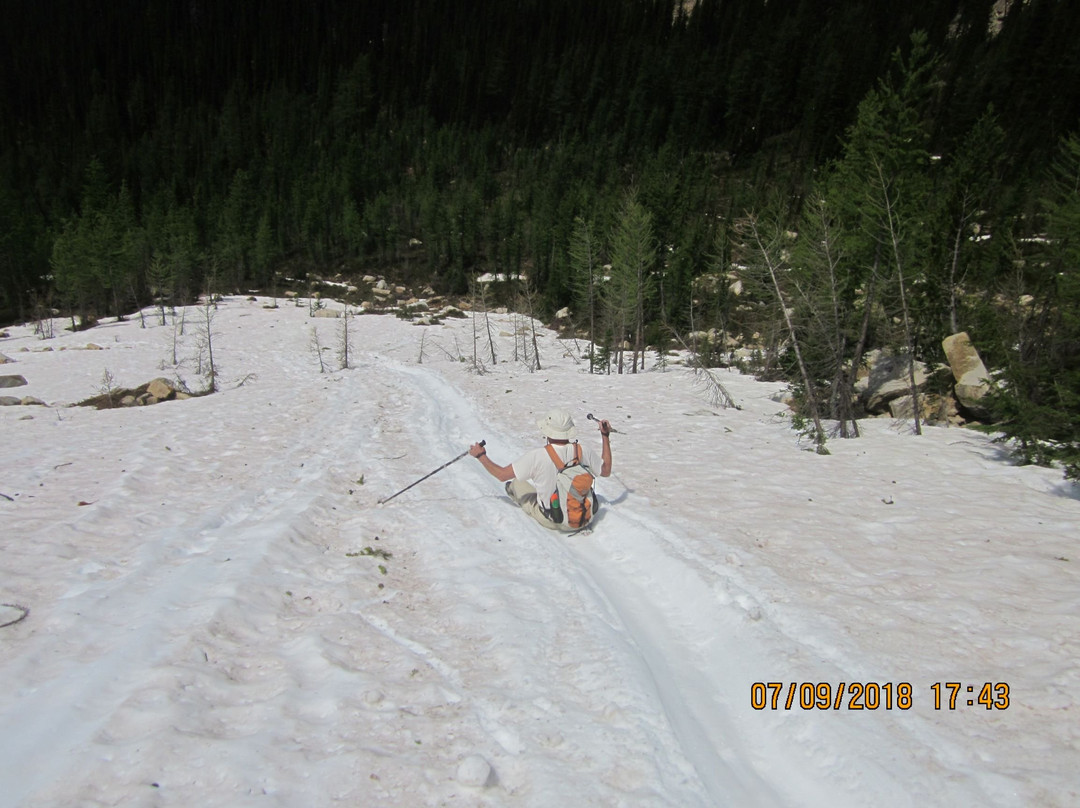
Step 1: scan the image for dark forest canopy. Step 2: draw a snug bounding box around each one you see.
[1,0,1079,474]
[4,0,1078,207]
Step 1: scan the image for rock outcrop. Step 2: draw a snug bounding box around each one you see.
[856,350,928,415]
[79,377,192,409]
[942,332,992,418]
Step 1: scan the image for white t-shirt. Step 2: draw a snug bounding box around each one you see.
[512,442,602,504]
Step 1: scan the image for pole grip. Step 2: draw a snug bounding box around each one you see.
[587,413,620,434]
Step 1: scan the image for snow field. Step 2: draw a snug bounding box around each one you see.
[1,297,1078,806]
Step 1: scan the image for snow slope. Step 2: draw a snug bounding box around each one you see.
[1,297,1077,807]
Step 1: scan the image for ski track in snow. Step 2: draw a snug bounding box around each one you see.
[357,346,1004,807]
[364,358,716,804]
[1,299,1078,806]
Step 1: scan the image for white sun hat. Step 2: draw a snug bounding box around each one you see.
[537,408,577,440]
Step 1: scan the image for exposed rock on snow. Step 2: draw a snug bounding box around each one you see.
[455,754,493,788]
[78,377,189,409]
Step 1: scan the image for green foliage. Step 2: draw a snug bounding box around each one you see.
[346,546,392,560]
[3,0,1065,323]
[784,33,946,437]
[606,188,658,373]
[989,134,1080,480]
[50,159,140,326]
[568,215,602,372]
[928,108,1009,337]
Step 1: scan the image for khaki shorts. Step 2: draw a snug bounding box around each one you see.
[505,479,560,530]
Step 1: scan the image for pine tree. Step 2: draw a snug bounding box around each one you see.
[790,194,861,438]
[990,134,1080,480]
[215,169,254,291]
[147,252,173,325]
[815,32,939,435]
[568,215,602,373]
[933,109,1007,336]
[51,159,137,326]
[607,188,656,373]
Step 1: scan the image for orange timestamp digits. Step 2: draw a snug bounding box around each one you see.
[751,681,1011,711]
[750,682,913,711]
[930,682,1010,710]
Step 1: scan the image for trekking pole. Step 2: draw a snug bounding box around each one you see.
[586,413,621,434]
[377,441,484,505]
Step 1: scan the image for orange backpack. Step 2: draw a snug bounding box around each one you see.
[545,443,598,531]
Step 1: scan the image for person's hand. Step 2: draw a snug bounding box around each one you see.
[598,420,612,437]
[469,442,487,458]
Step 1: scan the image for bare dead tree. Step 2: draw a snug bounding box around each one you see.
[309,325,327,373]
[468,281,497,373]
[197,296,219,393]
[670,328,738,409]
[338,307,352,370]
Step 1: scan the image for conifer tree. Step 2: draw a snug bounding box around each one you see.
[51,159,137,327]
[568,215,602,373]
[934,109,1007,336]
[147,252,173,326]
[990,134,1080,479]
[215,169,255,290]
[790,194,861,437]
[814,32,939,434]
[607,189,656,373]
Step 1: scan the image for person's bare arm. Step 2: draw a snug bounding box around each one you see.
[470,442,515,482]
[598,421,612,477]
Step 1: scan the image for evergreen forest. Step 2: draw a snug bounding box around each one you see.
[2,0,1079,477]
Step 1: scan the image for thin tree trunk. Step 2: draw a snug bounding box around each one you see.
[847,274,877,440]
[813,197,858,438]
[203,301,217,393]
[947,201,972,335]
[485,306,497,366]
[746,215,829,452]
[875,161,922,435]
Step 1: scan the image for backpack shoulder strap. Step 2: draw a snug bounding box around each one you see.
[545,442,582,470]
[545,443,566,470]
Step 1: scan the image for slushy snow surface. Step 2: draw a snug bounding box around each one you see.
[1,298,1077,807]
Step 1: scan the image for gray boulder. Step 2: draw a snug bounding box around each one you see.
[0,374,28,388]
[856,351,928,414]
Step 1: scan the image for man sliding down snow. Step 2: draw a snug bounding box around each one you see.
[469,409,613,531]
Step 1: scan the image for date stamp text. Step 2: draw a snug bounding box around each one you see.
[750,681,1010,711]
